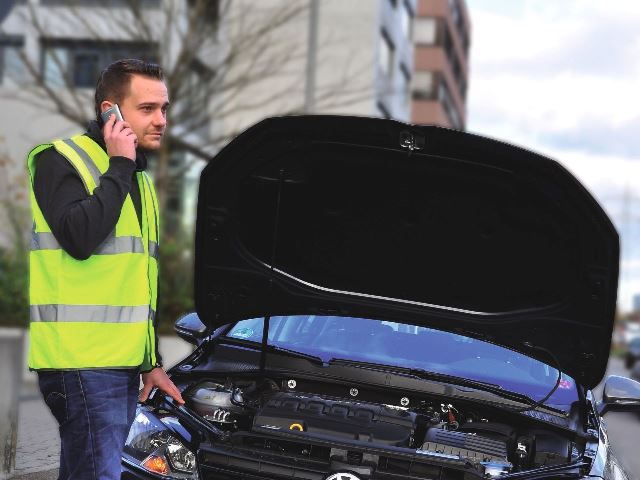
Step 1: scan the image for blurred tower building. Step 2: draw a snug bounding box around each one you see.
[218,0,418,136]
[633,293,640,313]
[411,0,471,129]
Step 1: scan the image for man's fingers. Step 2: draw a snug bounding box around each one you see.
[110,120,132,135]
[166,382,185,404]
[113,121,127,135]
[138,383,153,403]
[140,369,185,405]
[102,113,115,136]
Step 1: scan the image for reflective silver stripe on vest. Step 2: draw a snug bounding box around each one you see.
[62,139,102,187]
[30,304,151,323]
[149,241,159,260]
[31,230,60,251]
[96,235,145,255]
[30,231,144,255]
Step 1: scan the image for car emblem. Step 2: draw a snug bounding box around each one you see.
[325,473,361,480]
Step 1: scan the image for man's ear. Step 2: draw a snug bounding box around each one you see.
[100,100,114,114]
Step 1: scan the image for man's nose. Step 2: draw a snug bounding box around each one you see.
[153,110,167,127]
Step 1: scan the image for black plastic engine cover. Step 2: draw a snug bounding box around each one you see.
[422,428,509,463]
[252,392,416,446]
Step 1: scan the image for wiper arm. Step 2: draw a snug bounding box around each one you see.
[408,367,538,407]
[498,461,588,479]
[223,338,325,365]
[265,344,325,365]
[328,358,538,408]
[408,368,502,390]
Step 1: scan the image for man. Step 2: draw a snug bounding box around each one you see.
[26,59,184,480]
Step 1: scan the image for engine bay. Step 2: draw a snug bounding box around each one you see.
[176,376,584,477]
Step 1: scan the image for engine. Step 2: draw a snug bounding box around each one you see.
[187,381,247,426]
[252,392,417,446]
[183,378,574,475]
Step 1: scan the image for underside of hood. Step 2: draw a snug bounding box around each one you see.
[194,116,619,389]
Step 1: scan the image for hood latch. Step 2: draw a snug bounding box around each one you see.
[399,130,425,151]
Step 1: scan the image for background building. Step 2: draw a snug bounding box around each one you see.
[218,0,417,134]
[0,0,418,246]
[411,0,471,129]
[632,293,640,313]
[0,0,423,331]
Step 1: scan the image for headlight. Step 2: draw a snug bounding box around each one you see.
[124,409,198,479]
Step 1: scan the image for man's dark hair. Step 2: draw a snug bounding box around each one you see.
[94,59,164,124]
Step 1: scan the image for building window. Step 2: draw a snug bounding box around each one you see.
[73,52,101,88]
[377,101,391,119]
[412,71,435,100]
[41,0,161,5]
[379,29,395,79]
[448,0,466,37]
[181,59,215,121]
[443,22,454,58]
[414,17,437,45]
[187,0,220,20]
[400,1,413,40]
[438,79,462,129]
[399,63,411,106]
[42,39,158,88]
[448,0,462,30]
[0,35,26,86]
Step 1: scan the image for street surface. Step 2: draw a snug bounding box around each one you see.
[9,347,640,479]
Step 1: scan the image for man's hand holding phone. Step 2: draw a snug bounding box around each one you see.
[102,106,137,161]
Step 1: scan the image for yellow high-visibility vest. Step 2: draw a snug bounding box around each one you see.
[27,134,160,370]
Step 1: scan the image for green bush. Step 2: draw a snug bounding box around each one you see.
[0,246,28,327]
[157,233,195,335]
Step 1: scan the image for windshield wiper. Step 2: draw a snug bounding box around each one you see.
[222,338,325,366]
[266,344,325,365]
[328,358,539,408]
[498,461,588,479]
[408,367,540,407]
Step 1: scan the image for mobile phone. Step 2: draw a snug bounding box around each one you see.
[101,104,124,123]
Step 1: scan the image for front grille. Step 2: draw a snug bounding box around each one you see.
[200,452,326,480]
[239,434,331,462]
[199,433,470,480]
[347,450,363,464]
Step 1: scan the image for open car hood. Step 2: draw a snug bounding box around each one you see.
[194,116,619,389]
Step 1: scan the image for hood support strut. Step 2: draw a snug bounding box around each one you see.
[259,168,286,378]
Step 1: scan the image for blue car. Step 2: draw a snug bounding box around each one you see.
[121,116,638,480]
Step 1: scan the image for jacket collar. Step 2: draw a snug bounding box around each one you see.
[86,120,148,172]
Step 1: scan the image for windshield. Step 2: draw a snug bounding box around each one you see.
[227,315,579,408]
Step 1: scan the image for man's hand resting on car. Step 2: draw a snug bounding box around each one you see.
[139,367,185,405]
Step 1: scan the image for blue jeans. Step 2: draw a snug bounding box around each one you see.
[37,369,139,480]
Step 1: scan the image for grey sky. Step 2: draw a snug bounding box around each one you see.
[466,0,640,310]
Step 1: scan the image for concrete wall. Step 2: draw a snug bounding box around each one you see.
[0,328,23,478]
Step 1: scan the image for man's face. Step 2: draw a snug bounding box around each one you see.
[106,74,169,151]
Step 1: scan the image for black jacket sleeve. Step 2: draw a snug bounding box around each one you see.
[33,147,136,260]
